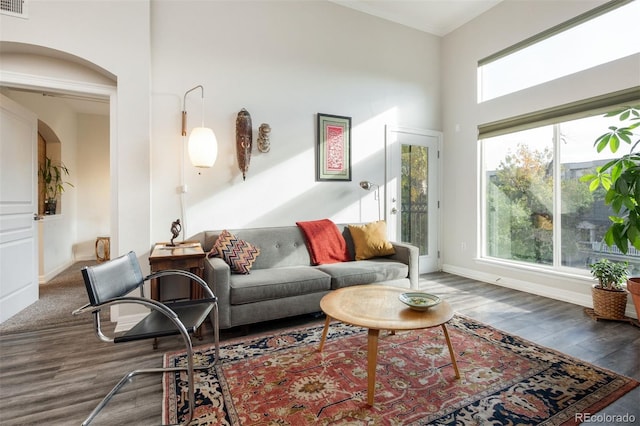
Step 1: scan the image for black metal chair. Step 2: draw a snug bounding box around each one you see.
[73,251,219,426]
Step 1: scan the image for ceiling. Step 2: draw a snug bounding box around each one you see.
[329,0,503,36]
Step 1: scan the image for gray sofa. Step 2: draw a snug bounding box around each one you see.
[191,224,419,329]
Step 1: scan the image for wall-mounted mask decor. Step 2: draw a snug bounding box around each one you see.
[236,108,252,180]
[257,123,271,153]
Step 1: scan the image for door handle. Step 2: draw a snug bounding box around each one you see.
[390,207,398,215]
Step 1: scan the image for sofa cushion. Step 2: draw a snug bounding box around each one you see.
[315,259,408,289]
[233,227,312,269]
[348,221,396,260]
[229,267,331,305]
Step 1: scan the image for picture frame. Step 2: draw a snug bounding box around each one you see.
[316,113,352,181]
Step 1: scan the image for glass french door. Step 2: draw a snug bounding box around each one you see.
[386,126,441,273]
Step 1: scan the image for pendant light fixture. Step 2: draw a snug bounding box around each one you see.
[182,85,218,168]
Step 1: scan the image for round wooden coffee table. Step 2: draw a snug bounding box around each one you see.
[318,284,460,405]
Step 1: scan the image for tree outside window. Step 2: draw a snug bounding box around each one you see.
[483,112,640,274]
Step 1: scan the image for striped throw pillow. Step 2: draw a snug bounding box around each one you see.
[211,230,260,274]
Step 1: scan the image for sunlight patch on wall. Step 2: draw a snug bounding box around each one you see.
[185,106,400,233]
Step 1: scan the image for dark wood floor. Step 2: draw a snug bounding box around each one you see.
[1,272,638,425]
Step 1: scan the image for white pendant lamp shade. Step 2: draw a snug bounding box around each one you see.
[188,127,218,168]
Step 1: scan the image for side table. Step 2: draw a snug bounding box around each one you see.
[148,241,206,303]
[149,241,207,346]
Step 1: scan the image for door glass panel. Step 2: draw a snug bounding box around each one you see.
[401,144,428,254]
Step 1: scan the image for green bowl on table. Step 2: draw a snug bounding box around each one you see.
[399,292,441,311]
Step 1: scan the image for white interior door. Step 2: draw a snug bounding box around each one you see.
[386,126,442,273]
[0,94,39,323]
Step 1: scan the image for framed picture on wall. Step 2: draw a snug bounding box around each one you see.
[316,113,352,181]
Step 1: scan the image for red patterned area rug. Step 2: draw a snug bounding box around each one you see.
[163,315,638,425]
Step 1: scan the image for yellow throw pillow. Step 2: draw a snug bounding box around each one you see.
[348,221,395,260]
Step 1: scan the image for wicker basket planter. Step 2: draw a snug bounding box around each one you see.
[591,285,628,320]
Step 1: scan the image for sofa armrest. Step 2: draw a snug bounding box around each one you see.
[389,241,419,289]
[204,257,232,328]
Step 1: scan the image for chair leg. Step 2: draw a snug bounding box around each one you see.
[82,320,203,425]
[81,366,188,426]
[211,302,220,364]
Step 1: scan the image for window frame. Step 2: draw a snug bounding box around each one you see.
[479,93,640,275]
[477,0,637,102]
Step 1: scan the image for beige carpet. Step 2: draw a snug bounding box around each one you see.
[0,261,106,334]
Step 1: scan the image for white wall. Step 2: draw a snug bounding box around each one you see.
[1,0,151,266]
[3,0,440,254]
[150,0,440,241]
[2,1,439,323]
[441,0,639,317]
[76,113,110,260]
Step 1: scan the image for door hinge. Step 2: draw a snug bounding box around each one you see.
[437,201,440,208]
[437,250,440,258]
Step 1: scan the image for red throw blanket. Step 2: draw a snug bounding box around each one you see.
[296,219,351,265]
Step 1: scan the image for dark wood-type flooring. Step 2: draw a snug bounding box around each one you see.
[1,272,638,425]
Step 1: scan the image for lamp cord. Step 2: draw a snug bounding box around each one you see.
[180,132,187,242]
[180,85,203,241]
[179,84,208,239]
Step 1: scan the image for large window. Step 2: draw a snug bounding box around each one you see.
[482,109,640,274]
[478,0,639,102]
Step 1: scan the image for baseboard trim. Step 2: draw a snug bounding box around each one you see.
[74,254,97,262]
[441,264,638,319]
[39,260,75,284]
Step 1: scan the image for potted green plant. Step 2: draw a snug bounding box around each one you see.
[39,156,74,215]
[581,105,640,321]
[589,258,628,320]
[580,105,640,253]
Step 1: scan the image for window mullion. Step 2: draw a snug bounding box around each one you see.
[553,124,562,267]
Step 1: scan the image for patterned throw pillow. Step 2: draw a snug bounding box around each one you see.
[210,230,260,274]
[209,229,235,258]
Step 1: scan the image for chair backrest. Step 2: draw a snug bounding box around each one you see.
[81,251,144,306]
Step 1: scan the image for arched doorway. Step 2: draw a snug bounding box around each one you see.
[0,42,116,322]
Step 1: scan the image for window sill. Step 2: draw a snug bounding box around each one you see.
[475,256,593,284]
